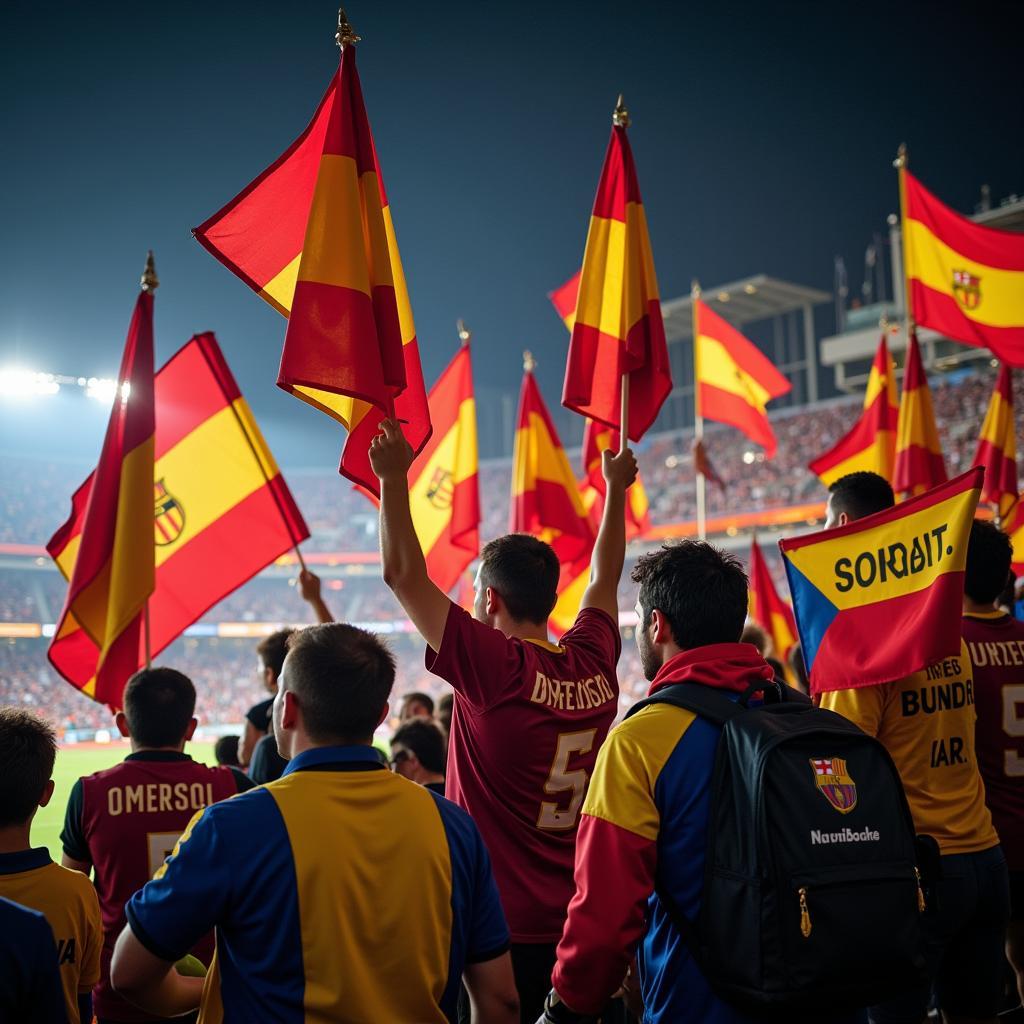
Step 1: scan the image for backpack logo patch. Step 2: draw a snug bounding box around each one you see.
[809,757,857,814]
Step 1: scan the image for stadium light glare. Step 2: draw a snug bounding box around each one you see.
[0,368,61,398]
[85,377,130,402]
[742,451,756,464]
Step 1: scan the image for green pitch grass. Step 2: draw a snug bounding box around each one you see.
[36,742,216,863]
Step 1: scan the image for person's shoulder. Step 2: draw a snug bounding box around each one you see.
[564,606,619,640]
[427,790,488,855]
[45,861,100,911]
[0,895,49,932]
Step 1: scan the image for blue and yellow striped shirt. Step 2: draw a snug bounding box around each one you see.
[126,745,509,1023]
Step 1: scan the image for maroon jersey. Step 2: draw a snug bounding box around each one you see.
[61,752,245,1021]
[427,605,620,942]
[963,612,1024,870]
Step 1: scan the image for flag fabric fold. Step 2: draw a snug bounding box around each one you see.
[193,45,430,495]
[48,333,309,708]
[809,334,898,486]
[748,537,798,665]
[902,168,1024,366]
[549,271,581,332]
[561,123,671,441]
[972,364,1018,522]
[580,419,651,539]
[694,298,791,457]
[780,468,983,694]
[893,330,946,497]
[407,344,480,594]
[48,289,156,706]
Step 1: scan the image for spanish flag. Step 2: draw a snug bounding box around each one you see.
[193,44,430,496]
[780,468,983,694]
[748,536,798,665]
[972,364,1018,521]
[48,282,156,706]
[695,298,791,458]
[562,104,671,441]
[48,333,309,708]
[893,331,946,498]
[1009,501,1024,575]
[809,335,898,487]
[512,366,594,567]
[902,167,1024,366]
[408,343,480,595]
[580,418,650,539]
[549,270,581,331]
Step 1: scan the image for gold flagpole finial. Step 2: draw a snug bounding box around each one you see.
[457,319,471,345]
[336,8,360,48]
[613,94,630,128]
[893,143,908,170]
[140,250,159,292]
[691,278,701,300]
[523,350,536,372]
[879,312,889,330]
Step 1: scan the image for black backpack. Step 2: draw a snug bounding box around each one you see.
[624,680,928,1014]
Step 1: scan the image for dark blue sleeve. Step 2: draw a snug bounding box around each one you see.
[466,820,511,962]
[125,802,235,962]
[59,779,90,863]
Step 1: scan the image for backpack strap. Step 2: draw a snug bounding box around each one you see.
[624,682,746,726]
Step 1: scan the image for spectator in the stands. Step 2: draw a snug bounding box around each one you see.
[437,692,454,737]
[391,719,448,795]
[400,691,435,722]
[213,735,240,767]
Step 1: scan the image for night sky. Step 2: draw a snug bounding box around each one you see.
[2,0,1022,465]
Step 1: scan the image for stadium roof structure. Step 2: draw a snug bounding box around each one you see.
[660,274,831,343]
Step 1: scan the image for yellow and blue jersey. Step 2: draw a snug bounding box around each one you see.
[126,745,509,1023]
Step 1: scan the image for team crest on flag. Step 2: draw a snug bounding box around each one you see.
[153,479,185,546]
[810,757,857,814]
[425,467,455,510]
[951,269,982,310]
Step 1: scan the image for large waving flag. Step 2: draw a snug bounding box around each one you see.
[193,42,430,495]
[893,330,946,498]
[695,297,791,458]
[49,333,309,708]
[408,340,480,594]
[902,166,1024,366]
[48,274,157,706]
[748,536,798,665]
[809,334,898,486]
[972,364,1018,522]
[562,101,671,441]
[780,468,983,694]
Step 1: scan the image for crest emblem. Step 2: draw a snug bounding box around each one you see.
[809,757,857,814]
[153,479,186,546]
[425,467,454,510]
[951,269,982,310]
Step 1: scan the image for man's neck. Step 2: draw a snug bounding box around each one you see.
[498,617,549,644]
[0,823,34,855]
[129,741,187,755]
[964,597,1001,616]
[417,771,446,787]
[286,736,374,760]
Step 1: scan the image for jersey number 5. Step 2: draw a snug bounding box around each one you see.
[537,729,597,831]
[1004,684,1024,778]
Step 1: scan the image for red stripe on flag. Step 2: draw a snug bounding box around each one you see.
[591,126,643,222]
[910,281,1024,364]
[698,383,779,458]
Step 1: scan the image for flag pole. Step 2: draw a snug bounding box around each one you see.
[613,94,631,455]
[140,251,159,669]
[894,144,914,352]
[692,280,707,540]
[457,319,471,347]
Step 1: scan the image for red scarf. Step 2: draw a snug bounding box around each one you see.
[648,642,775,697]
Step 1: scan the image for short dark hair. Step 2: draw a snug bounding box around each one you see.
[257,629,295,680]
[965,519,1013,605]
[401,692,434,716]
[479,534,560,624]
[632,541,748,649]
[828,472,895,523]
[0,709,56,826]
[740,623,769,655]
[392,719,447,774]
[214,735,240,767]
[437,692,453,733]
[284,624,396,744]
[123,668,196,747]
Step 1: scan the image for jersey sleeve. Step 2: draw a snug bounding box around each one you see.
[125,805,233,962]
[820,683,888,737]
[466,819,511,963]
[78,883,103,990]
[59,779,90,864]
[559,608,622,669]
[425,604,524,711]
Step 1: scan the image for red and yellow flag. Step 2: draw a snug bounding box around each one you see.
[580,418,650,539]
[748,536,797,665]
[902,167,1024,366]
[1008,500,1024,575]
[48,334,309,708]
[694,298,791,458]
[48,286,156,705]
[549,270,581,331]
[781,469,983,694]
[512,367,594,565]
[193,44,430,495]
[809,334,898,486]
[561,109,671,441]
[893,330,946,498]
[408,343,480,595]
[972,364,1018,521]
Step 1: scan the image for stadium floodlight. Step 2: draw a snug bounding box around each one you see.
[0,368,60,397]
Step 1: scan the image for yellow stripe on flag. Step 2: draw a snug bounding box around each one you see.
[512,412,589,513]
[696,334,772,410]
[260,253,302,315]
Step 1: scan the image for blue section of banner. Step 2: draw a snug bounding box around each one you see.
[781,556,838,673]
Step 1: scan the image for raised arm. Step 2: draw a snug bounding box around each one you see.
[370,418,452,651]
[297,569,334,623]
[580,447,638,621]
